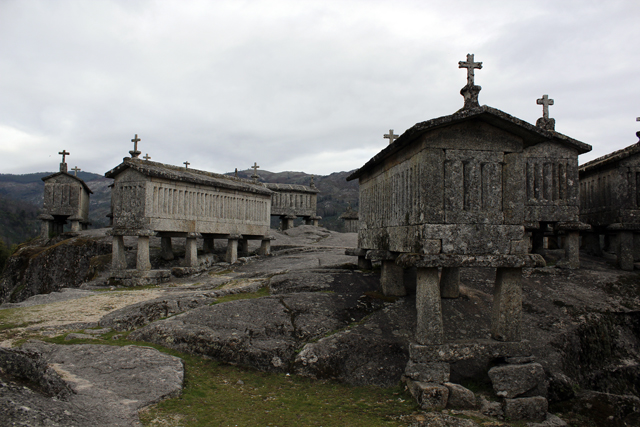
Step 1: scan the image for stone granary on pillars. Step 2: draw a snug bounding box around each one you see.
[524,94,592,269]
[38,150,93,237]
[265,177,321,230]
[347,55,556,417]
[579,121,640,271]
[339,203,359,233]
[105,135,273,282]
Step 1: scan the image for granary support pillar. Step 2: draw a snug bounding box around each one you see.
[37,214,54,239]
[110,233,127,270]
[69,215,83,232]
[415,267,444,345]
[563,231,580,269]
[136,230,155,271]
[258,237,272,256]
[238,238,249,257]
[491,267,522,342]
[160,236,174,261]
[281,215,296,231]
[439,267,460,298]
[616,230,634,271]
[225,234,241,263]
[183,232,201,268]
[311,216,321,227]
[381,259,406,296]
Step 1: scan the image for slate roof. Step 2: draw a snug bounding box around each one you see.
[579,141,640,175]
[347,105,592,181]
[105,157,273,196]
[265,183,320,194]
[41,172,93,194]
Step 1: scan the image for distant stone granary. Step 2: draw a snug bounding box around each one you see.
[579,124,640,270]
[524,95,592,268]
[265,178,320,230]
[339,203,359,233]
[105,136,273,279]
[38,150,92,237]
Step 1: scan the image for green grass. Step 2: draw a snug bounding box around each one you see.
[39,334,419,427]
[212,287,271,304]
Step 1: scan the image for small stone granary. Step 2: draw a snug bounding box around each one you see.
[524,95,591,268]
[579,121,640,270]
[346,54,583,419]
[105,135,273,282]
[38,150,92,237]
[339,203,359,233]
[265,177,320,230]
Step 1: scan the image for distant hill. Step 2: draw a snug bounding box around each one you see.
[0,168,360,246]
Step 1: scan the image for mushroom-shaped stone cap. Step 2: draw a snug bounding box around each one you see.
[37,214,55,221]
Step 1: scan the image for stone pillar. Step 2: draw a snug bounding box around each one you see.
[69,216,82,232]
[416,267,444,345]
[258,238,271,256]
[304,217,312,225]
[225,235,241,263]
[564,231,580,269]
[440,267,460,298]
[183,233,200,267]
[161,237,174,261]
[617,231,634,271]
[312,217,320,227]
[381,260,406,296]
[282,215,296,230]
[38,214,54,239]
[203,236,215,254]
[136,236,152,271]
[111,235,127,270]
[491,267,522,342]
[358,256,372,270]
[238,238,249,257]
[582,232,602,256]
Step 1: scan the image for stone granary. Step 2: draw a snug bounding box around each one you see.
[265,178,321,230]
[346,54,568,418]
[579,124,640,271]
[105,136,273,280]
[524,95,592,268]
[339,203,359,233]
[38,150,92,237]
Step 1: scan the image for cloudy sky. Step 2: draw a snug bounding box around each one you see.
[1,0,638,176]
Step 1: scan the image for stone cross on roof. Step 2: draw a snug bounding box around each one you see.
[143,153,151,161]
[129,134,141,158]
[58,150,70,172]
[71,166,81,176]
[537,94,554,119]
[235,168,238,177]
[384,129,399,144]
[251,162,260,179]
[183,161,190,169]
[636,117,640,142]
[458,53,482,87]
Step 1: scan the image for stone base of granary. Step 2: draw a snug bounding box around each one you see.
[108,269,171,287]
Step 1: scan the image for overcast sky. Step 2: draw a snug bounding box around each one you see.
[1,0,638,177]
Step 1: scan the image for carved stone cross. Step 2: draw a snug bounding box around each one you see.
[458,54,482,86]
[183,161,190,169]
[537,95,554,119]
[71,166,81,176]
[143,153,151,161]
[384,130,398,144]
[251,162,260,178]
[59,150,70,164]
[129,134,141,158]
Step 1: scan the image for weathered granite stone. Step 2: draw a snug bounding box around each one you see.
[415,267,443,345]
[444,382,476,409]
[404,361,450,383]
[488,363,546,398]
[267,182,320,228]
[527,413,568,427]
[478,395,504,418]
[410,340,532,363]
[64,332,98,341]
[381,260,406,296]
[503,396,548,421]
[410,412,481,427]
[406,380,449,410]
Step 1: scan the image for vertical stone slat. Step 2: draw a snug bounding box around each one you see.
[416,267,443,345]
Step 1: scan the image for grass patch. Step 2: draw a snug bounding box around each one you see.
[212,287,270,305]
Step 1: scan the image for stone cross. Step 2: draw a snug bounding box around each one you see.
[129,134,141,158]
[71,166,81,176]
[458,54,482,86]
[537,95,554,119]
[384,130,399,144]
[143,153,151,161]
[251,162,260,179]
[183,161,190,169]
[59,150,70,164]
